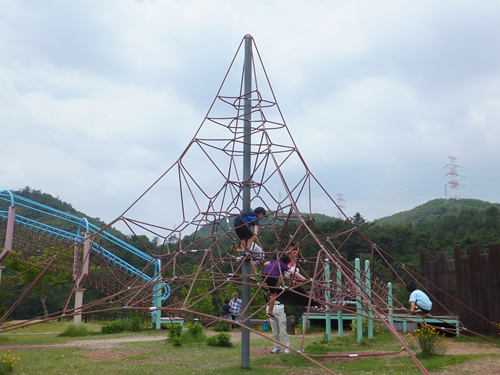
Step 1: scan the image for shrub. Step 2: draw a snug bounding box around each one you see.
[101,320,128,334]
[206,332,232,347]
[213,321,230,332]
[127,313,142,332]
[101,314,143,334]
[405,325,448,358]
[166,324,184,347]
[57,323,89,337]
[169,335,183,347]
[182,323,206,342]
[0,350,20,374]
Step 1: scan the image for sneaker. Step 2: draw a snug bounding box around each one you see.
[266,313,277,322]
[283,348,290,354]
[271,348,281,354]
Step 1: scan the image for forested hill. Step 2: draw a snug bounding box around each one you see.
[374,198,500,225]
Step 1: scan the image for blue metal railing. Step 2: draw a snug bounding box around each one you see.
[0,190,170,301]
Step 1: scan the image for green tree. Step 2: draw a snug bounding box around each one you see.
[485,206,500,230]
[3,250,72,317]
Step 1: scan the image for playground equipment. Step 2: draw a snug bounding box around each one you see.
[0,189,169,326]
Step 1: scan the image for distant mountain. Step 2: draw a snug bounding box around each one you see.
[374,198,500,225]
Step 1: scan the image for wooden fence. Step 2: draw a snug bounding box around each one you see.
[420,244,500,336]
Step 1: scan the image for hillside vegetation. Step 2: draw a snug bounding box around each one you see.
[375,198,500,225]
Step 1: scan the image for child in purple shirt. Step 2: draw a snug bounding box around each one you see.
[263,254,305,321]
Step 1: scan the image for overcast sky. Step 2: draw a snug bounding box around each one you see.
[2,0,500,233]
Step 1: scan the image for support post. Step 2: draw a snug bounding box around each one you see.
[152,260,162,329]
[74,288,86,324]
[355,258,363,342]
[365,260,373,339]
[325,259,331,341]
[388,282,393,324]
[0,206,16,264]
[241,34,253,369]
[75,233,90,287]
[336,266,344,337]
[0,266,4,284]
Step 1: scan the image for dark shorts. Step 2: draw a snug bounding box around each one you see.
[234,220,254,240]
[264,276,280,294]
[417,304,431,314]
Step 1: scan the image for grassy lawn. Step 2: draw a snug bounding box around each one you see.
[0,328,499,374]
[0,327,163,346]
[1,321,103,334]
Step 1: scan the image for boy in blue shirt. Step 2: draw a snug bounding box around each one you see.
[406,282,432,314]
[233,207,266,253]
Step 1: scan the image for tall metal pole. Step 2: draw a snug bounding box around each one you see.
[241,34,252,369]
[243,35,252,206]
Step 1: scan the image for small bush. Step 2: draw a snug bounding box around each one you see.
[169,336,183,347]
[213,321,230,332]
[127,313,142,332]
[182,323,206,342]
[101,320,128,334]
[206,332,232,347]
[57,323,89,337]
[101,314,143,334]
[166,324,184,346]
[406,325,448,358]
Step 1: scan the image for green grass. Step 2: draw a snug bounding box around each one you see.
[0,328,164,346]
[57,323,91,337]
[1,321,102,334]
[305,331,402,354]
[0,329,499,374]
